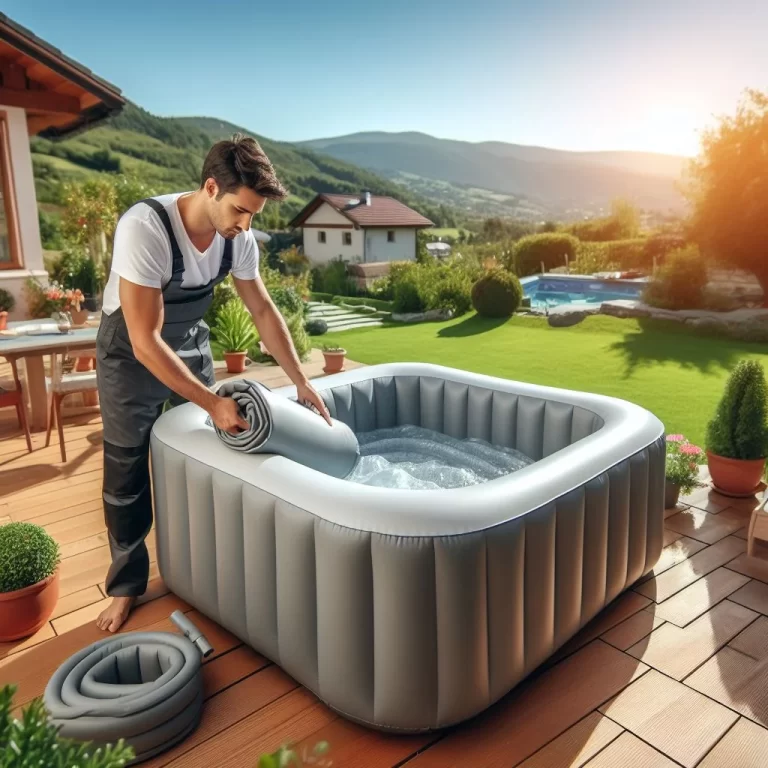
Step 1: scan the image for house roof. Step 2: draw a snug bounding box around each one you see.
[288,192,434,229]
[0,13,125,139]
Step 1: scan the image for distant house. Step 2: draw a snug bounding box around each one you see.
[0,13,125,317]
[288,192,433,265]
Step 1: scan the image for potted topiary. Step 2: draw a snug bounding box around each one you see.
[0,522,61,642]
[321,343,346,374]
[211,299,258,374]
[706,360,768,497]
[0,287,14,331]
[664,434,706,508]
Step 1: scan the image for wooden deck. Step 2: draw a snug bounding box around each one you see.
[3,356,768,766]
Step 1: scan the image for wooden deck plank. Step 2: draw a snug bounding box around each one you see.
[663,506,748,545]
[49,585,104,620]
[582,732,677,768]
[633,536,746,603]
[626,600,759,681]
[598,669,738,768]
[636,537,707,584]
[728,579,768,615]
[653,568,751,627]
[517,711,624,768]
[686,616,768,728]
[404,641,648,768]
[698,718,768,767]
[600,609,665,652]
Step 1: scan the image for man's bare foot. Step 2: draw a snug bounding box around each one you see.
[96,596,136,633]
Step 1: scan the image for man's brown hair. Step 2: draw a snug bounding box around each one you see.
[201,133,288,201]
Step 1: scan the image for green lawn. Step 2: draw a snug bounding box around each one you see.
[316,313,768,448]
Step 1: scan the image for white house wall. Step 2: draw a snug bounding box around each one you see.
[302,203,363,264]
[364,227,416,262]
[1,105,46,319]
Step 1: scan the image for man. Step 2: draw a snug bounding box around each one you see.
[94,134,331,633]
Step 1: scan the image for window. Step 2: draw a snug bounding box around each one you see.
[0,115,21,269]
[387,230,395,242]
[342,232,352,246]
[318,231,326,243]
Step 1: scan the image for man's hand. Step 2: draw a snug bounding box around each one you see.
[209,397,250,434]
[297,380,332,426]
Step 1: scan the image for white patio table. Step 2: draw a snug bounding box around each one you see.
[0,319,100,432]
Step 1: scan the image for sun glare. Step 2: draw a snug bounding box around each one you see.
[633,104,705,157]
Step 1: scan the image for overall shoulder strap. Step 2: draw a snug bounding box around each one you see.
[140,198,184,275]
[219,237,233,276]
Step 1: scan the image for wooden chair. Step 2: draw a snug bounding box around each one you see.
[45,349,99,462]
[0,355,33,453]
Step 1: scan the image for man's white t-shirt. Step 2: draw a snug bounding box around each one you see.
[101,192,260,315]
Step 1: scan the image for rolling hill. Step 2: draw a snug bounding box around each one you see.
[29,104,456,230]
[298,131,692,218]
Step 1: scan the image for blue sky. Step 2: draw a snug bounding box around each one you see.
[4,0,767,156]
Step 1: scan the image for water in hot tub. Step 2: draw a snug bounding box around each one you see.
[345,425,534,490]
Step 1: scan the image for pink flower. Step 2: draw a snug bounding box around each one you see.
[680,444,702,456]
[666,434,684,442]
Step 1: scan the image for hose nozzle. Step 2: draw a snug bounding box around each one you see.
[171,610,214,657]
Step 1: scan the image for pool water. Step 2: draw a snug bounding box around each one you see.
[345,425,534,490]
[523,276,645,310]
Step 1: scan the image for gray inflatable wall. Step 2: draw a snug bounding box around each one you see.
[150,362,665,732]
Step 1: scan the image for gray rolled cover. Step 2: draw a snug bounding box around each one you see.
[43,625,205,764]
[210,378,360,478]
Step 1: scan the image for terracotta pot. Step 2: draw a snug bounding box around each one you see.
[70,308,89,326]
[707,451,766,497]
[322,350,346,374]
[664,480,681,509]
[0,311,7,331]
[0,570,59,642]
[224,351,247,373]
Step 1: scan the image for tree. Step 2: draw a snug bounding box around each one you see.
[687,88,768,304]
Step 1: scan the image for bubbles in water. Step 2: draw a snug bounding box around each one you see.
[345,425,534,490]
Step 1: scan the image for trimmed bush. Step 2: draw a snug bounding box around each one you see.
[0,522,60,593]
[0,288,14,313]
[643,245,707,310]
[306,318,328,336]
[604,239,647,270]
[706,360,768,460]
[269,285,306,318]
[471,269,523,318]
[509,233,580,276]
[311,291,334,302]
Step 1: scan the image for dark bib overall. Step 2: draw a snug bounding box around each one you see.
[96,198,232,597]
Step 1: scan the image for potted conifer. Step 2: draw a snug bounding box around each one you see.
[706,360,768,497]
[211,299,258,374]
[0,522,60,642]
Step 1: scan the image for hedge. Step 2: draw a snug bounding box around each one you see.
[509,233,580,276]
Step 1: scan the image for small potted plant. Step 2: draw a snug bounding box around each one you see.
[211,299,258,374]
[321,343,346,374]
[0,288,14,331]
[706,360,768,497]
[665,434,706,508]
[0,521,60,642]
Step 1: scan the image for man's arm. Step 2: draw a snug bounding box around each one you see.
[233,276,306,384]
[119,278,248,433]
[233,276,332,424]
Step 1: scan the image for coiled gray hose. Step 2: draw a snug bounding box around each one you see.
[43,611,213,764]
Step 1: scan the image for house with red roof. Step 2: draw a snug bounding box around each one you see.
[288,191,433,265]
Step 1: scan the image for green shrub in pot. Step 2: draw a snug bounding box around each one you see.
[705,360,768,496]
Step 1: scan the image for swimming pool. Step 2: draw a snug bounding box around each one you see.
[521,274,646,310]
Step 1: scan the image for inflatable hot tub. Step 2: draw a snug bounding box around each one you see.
[149,362,665,732]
